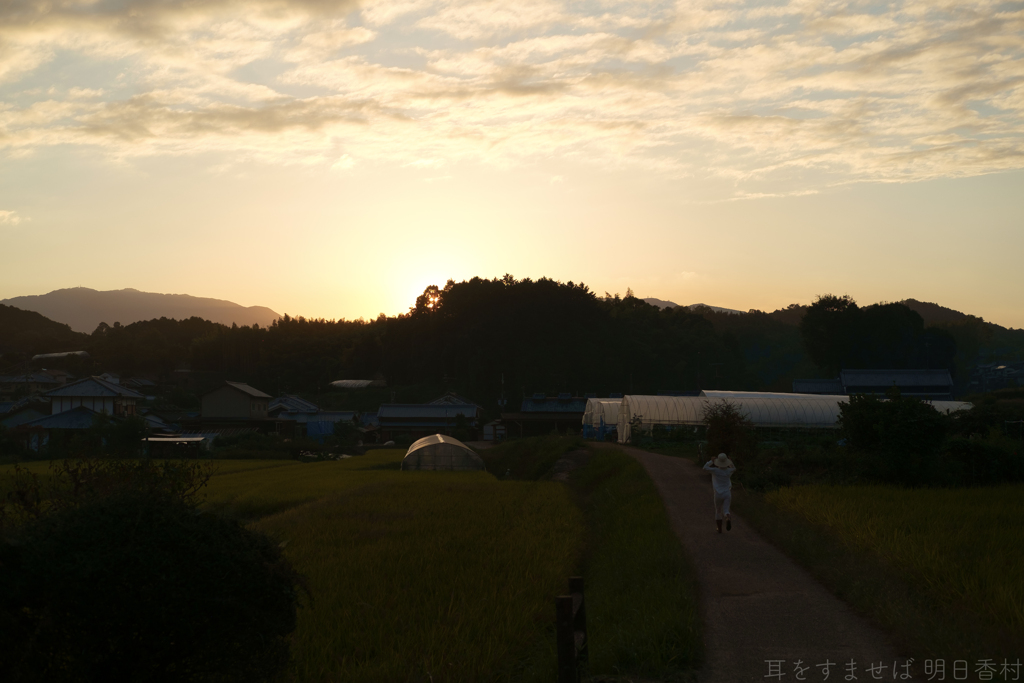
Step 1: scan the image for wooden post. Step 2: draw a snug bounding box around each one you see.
[556,595,577,683]
[557,576,588,683]
[569,576,588,666]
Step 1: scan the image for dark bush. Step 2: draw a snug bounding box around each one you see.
[332,419,362,451]
[0,457,211,531]
[838,390,951,486]
[936,438,1023,487]
[0,492,303,683]
[703,399,755,460]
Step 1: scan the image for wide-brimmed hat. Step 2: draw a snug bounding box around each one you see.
[714,453,733,468]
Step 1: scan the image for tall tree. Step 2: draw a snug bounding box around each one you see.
[800,294,860,375]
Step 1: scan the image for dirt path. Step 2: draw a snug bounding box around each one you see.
[602,444,907,683]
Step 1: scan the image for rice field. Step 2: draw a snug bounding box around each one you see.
[2,446,702,681]
[191,449,581,682]
[764,484,1024,653]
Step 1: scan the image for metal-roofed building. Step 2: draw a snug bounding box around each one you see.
[791,379,845,395]
[44,376,143,417]
[330,379,386,389]
[31,351,90,362]
[124,377,157,392]
[377,403,481,442]
[24,406,104,430]
[429,392,481,407]
[1,404,47,429]
[839,369,954,400]
[17,406,106,450]
[0,372,64,398]
[269,394,320,415]
[202,381,272,419]
[501,394,588,438]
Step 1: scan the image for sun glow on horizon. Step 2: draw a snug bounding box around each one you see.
[0,0,1021,326]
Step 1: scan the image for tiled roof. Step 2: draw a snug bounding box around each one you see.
[22,406,103,430]
[270,395,320,412]
[429,392,481,407]
[220,381,272,399]
[43,376,144,399]
[0,372,62,384]
[378,404,480,419]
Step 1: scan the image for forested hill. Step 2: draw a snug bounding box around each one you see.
[2,279,1021,408]
[901,299,975,326]
[899,299,1024,379]
[0,304,90,358]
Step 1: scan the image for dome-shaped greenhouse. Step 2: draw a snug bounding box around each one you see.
[401,434,485,471]
[582,398,622,439]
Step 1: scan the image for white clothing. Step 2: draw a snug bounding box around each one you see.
[703,461,736,496]
[714,491,731,521]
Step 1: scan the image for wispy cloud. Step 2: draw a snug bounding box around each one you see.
[0,210,23,225]
[1,0,1022,193]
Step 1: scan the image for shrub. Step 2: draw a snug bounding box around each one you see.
[0,457,211,531]
[703,399,755,460]
[0,492,303,683]
[332,419,362,451]
[838,390,951,486]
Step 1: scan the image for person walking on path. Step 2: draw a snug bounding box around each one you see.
[703,453,736,533]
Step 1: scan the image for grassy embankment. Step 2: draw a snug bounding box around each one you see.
[733,484,1024,663]
[481,437,702,681]
[569,448,702,680]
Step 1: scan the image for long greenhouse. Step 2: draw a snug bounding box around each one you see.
[615,394,972,443]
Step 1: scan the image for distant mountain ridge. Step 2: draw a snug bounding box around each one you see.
[900,299,976,326]
[643,298,745,315]
[1,288,281,334]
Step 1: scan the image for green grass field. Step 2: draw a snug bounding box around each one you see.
[737,484,1024,661]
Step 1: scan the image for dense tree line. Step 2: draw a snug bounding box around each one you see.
[799,294,958,376]
[5,278,1024,412]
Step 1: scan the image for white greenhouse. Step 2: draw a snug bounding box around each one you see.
[700,390,850,401]
[616,394,972,443]
[401,434,485,471]
[582,399,622,439]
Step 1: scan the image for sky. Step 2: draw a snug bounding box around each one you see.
[0,0,1022,327]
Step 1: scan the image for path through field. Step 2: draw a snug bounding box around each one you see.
[604,444,907,683]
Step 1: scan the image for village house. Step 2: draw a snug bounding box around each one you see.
[44,376,143,417]
[201,381,272,420]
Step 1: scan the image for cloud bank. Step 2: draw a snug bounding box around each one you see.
[1,0,1022,191]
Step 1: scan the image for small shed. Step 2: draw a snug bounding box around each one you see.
[401,434,485,471]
